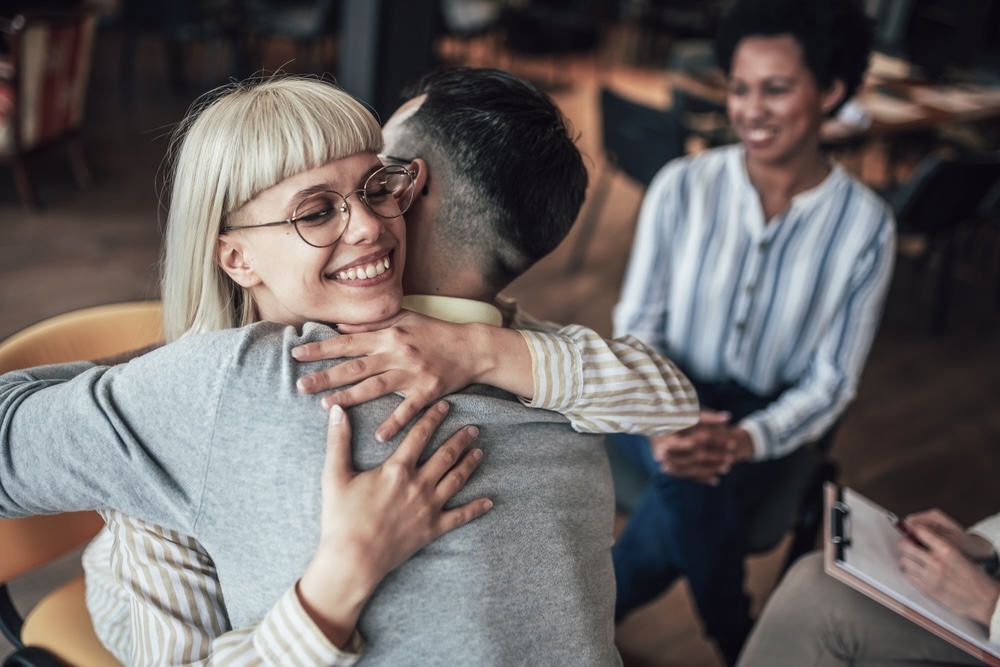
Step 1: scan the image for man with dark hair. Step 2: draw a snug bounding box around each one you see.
[58,68,698,665]
[382,67,588,292]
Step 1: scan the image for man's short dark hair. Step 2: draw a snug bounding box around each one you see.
[714,0,874,111]
[390,67,587,289]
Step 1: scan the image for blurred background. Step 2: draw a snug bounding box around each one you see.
[2,1,1000,665]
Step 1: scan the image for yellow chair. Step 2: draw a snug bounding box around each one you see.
[0,301,163,667]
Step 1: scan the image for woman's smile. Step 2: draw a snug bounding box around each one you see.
[330,250,393,282]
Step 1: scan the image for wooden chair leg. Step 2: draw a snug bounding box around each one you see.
[12,156,38,212]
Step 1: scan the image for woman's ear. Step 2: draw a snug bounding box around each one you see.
[217,237,261,288]
[822,79,847,115]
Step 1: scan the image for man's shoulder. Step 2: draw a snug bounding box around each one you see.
[165,321,336,362]
[136,322,339,394]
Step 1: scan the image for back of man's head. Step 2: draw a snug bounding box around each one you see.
[388,68,587,291]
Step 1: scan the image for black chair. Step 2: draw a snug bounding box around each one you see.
[566,87,686,272]
[242,0,341,75]
[887,152,1000,334]
[118,0,240,106]
[499,0,603,90]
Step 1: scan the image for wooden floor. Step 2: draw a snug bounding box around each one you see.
[3,27,1000,666]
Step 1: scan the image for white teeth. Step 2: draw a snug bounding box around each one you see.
[747,128,775,141]
[334,255,391,281]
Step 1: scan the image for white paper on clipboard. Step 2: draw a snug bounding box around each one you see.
[824,484,1000,666]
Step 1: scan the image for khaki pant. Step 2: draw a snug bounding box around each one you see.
[737,552,986,667]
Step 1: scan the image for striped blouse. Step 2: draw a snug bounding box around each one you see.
[83,299,699,665]
[614,144,895,460]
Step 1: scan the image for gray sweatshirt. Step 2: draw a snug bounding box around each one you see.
[0,321,620,666]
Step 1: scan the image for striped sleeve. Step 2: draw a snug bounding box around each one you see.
[739,217,896,460]
[102,511,364,666]
[82,528,133,664]
[510,307,699,435]
[966,513,1000,642]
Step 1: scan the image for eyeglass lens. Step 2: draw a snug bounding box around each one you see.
[292,166,414,247]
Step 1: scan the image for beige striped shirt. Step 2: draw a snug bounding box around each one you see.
[83,303,698,665]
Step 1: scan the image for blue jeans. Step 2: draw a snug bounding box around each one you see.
[609,379,794,652]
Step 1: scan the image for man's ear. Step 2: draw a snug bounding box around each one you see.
[822,79,847,115]
[217,236,261,288]
[411,157,430,198]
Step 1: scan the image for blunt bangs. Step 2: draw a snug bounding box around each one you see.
[193,78,383,216]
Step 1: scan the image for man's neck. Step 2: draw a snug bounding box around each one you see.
[403,266,497,304]
[402,295,504,326]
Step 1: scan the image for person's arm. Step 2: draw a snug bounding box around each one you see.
[506,306,699,435]
[0,356,211,521]
[610,161,682,355]
[291,310,699,442]
[968,513,1000,642]
[98,404,489,666]
[900,523,1000,638]
[102,512,364,667]
[92,342,163,366]
[736,221,895,460]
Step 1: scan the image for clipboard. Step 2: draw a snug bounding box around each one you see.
[824,483,1000,666]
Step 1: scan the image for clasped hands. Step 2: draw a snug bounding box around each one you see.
[649,409,755,485]
[896,509,1000,627]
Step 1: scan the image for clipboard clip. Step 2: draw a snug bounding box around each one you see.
[831,500,852,560]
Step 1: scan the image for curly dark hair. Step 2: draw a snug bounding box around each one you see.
[714,0,874,109]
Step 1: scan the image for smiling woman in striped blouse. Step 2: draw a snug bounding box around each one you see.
[608,0,896,664]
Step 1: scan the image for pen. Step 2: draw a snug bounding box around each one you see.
[887,512,928,550]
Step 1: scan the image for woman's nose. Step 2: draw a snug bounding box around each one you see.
[743,91,766,119]
[339,197,384,245]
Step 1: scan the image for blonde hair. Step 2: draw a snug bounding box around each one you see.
[160,76,383,341]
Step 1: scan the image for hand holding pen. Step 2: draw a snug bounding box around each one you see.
[905,509,997,561]
[887,511,928,550]
[896,519,1000,626]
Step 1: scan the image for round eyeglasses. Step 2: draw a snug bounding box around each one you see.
[220,164,415,248]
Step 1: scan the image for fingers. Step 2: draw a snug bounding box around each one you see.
[432,446,484,505]
[912,525,952,555]
[421,425,480,490]
[299,355,391,395]
[322,406,353,486]
[698,409,731,425]
[434,497,494,538]
[391,400,450,466]
[319,375,395,411]
[374,395,436,444]
[293,334,371,363]
[907,509,961,537]
[650,434,695,462]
